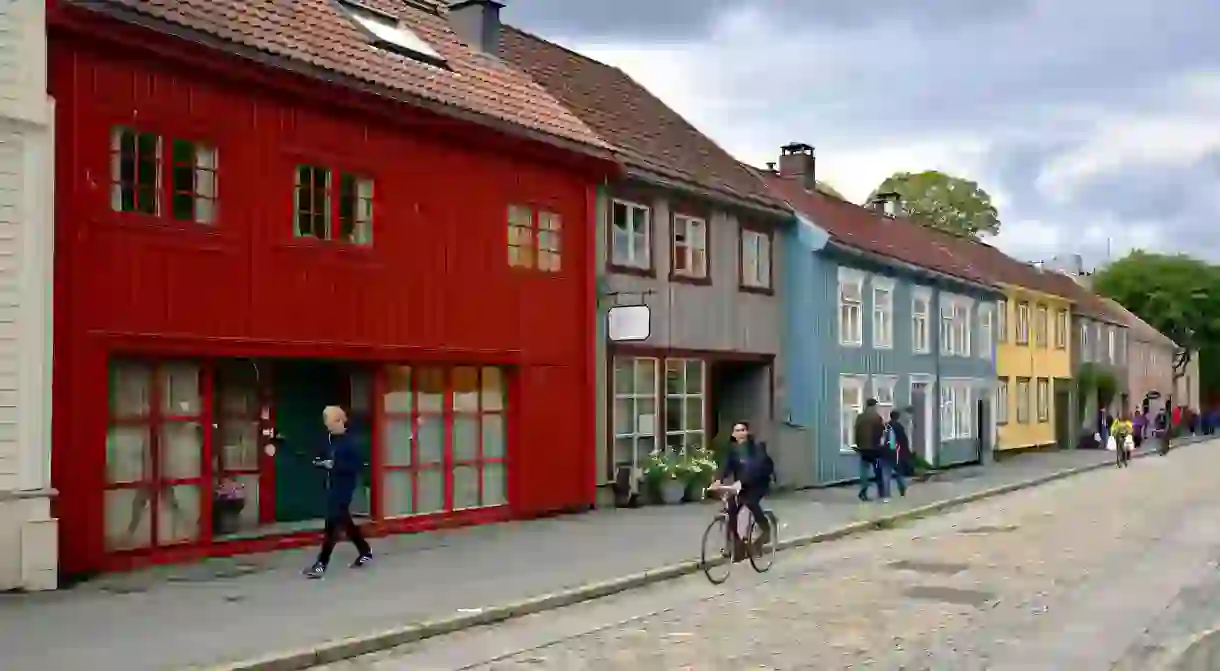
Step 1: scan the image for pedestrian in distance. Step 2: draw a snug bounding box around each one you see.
[888,409,915,478]
[1110,412,1134,468]
[852,398,886,502]
[878,412,908,499]
[303,405,373,579]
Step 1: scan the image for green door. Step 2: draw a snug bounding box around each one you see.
[273,361,344,523]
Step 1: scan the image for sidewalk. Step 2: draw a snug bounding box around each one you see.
[0,446,1199,670]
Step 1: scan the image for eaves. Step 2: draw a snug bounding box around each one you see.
[623,166,793,222]
[827,240,1001,297]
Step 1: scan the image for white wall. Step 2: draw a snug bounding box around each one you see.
[0,0,58,591]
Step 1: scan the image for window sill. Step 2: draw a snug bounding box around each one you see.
[98,212,229,238]
[276,238,377,256]
[839,341,863,348]
[738,284,775,296]
[669,272,711,286]
[608,263,656,278]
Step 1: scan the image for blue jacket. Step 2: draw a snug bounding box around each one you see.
[317,432,362,516]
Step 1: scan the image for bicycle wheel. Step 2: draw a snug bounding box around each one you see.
[747,511,778,573]
[700,515,732,584]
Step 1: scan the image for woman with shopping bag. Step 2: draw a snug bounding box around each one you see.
[1110,412,1135,468]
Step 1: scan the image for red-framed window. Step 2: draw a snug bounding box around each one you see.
[105,360,212,552]
[213,361,268,529]
[506,204,562,272]
[294,165,374,245]
[109,126,218,224]
[380,365,507,516]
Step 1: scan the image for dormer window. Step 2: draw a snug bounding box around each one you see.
[337,0,448,67]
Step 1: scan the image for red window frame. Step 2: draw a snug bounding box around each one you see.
[213,362,271,525]
[293,164,374,245]
[105,360,214,553]
[379,365,508,516]
[109,125,219,225]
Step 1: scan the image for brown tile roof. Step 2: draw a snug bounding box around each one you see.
[499,26,789,212]
[67,0,608,153]
[1098,296,1178,346]
[761,174,995,287]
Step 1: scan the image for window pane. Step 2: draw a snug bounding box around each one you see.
[161,362,201,416]
[634,358,656,395]
[107,425,150,484]
[111,361,152,417]
[631,229,648,265]
[218,421,259,471]
[685,397,703,432]
[158,484,200,545]
[160,421,202,480]
[614,358,633,395]
[686,360,703,394]
[665,360,683,394]
[482,413,505,458]
[416,468,445,514]
[384,365,413,413]
[452,366,479,412]
[453,414,478,461]
[383,416,412,467]
[416,417,443,464]
[481,367,503,411]
[482,462,506,506]
[613,398,634,435]
[105,487,152,551]
[665,397,682,433]
[417,367,444,413]
[453,465,479,509]
[382,470,413,517]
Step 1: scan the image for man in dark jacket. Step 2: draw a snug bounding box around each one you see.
[853,398,886,501]
[715,421,774,542]
[304,405,373,579]
[889,410,915,477]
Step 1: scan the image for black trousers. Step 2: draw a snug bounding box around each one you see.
[728,490,770,539]
[316,506,371,566]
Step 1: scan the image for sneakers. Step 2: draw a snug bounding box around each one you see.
[303,562,326,579]
[350,554,373,569]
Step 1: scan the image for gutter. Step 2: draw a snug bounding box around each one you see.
[623,167,793,221]
[828,240,1001,296]
[63,2,619,165]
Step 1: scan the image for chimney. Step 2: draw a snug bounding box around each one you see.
[778,142,816,191]
[869,191,901,217]
[449,0,504,54]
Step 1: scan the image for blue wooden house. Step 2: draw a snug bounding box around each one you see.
[763,144,1004,487]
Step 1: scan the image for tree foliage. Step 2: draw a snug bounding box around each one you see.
[1092,251,1220,387]
[815,180,844,200]
[868,170,1001,238]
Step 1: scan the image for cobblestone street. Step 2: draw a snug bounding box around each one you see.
[324,444,1220,670]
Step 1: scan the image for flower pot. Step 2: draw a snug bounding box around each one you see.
[659,478,685,504]
[212,498,246,536]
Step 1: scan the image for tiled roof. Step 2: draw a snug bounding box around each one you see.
[66,0,608,152]
[1098,296,1178,347]
[761,174,994,287]
[499,26,789,212]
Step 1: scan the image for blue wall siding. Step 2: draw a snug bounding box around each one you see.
[782,225,1001,486]
[933,288,1000,466]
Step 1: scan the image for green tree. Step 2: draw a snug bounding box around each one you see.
[868,170,1001,238]
[1092,251,1220,401]
[815,180,844,200]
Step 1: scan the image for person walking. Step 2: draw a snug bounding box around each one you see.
[1111,412,1134,467]
[888,409,915,477]
[852,398,886,502]
[1131,408,1145,450]
[304,405,373,579]
[879,413,908,498]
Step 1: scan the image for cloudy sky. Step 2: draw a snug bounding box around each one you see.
[503,0,1220,268]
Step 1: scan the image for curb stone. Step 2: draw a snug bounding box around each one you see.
[202,444,1191,671]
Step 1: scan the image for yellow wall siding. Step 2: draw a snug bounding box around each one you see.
[994,285,1073,450]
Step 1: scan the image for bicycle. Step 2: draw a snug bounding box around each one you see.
[700,481,779,584]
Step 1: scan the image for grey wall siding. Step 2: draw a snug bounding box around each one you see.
[1072,315,1130,428]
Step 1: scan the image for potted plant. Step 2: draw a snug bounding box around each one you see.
[212,477,246,536]
[642,448,685,504]
[679,444,719,501]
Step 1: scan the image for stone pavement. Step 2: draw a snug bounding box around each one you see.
[0,446,1194,670]
[331,437,1220,670]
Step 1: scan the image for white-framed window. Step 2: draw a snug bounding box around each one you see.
[996,377,1009,425]
[940,382,954,439]
[1108,327,1116,363]
[610,199,651,270]
[911,288,931,354]
[940,296,954,354]
[940,381,972,441]
[955,303,972,356]
[838,268,864,346]
[740,228,772,290]
[979,304,993,360]
[840,375,867,453]
[612,357,659,478]
[1116,329,1125,365]
[996,299,1008,343]
[671,214,708,279]
[873,375,898,417]
[1055,309,1068,349]
[1016,302,1030,345]
[664,358,706,452]
[1016,377,1031,424]
[1036,378,1050,423]
[1080,322,1092,362]
[940,297,972,356]
[872,278,895,349]
[1095,323,1105,362]
[1034,304,1049,348]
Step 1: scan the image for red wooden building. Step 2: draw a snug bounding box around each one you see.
[46,0,616,576]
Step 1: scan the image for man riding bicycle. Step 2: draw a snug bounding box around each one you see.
[712,421,775,543]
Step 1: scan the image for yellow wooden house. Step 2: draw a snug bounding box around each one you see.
[994,284,1073,450]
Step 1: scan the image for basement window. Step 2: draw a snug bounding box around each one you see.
[337,0,448,67]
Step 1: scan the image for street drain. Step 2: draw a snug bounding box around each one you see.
[888,559,969,575]
[903,585,996,607]
[957,524,1019,535]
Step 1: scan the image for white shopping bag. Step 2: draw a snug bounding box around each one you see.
[1124,435,1135,452]
[1105,435,1117,451]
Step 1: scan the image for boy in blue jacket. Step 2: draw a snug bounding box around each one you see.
[304,405,373,579]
